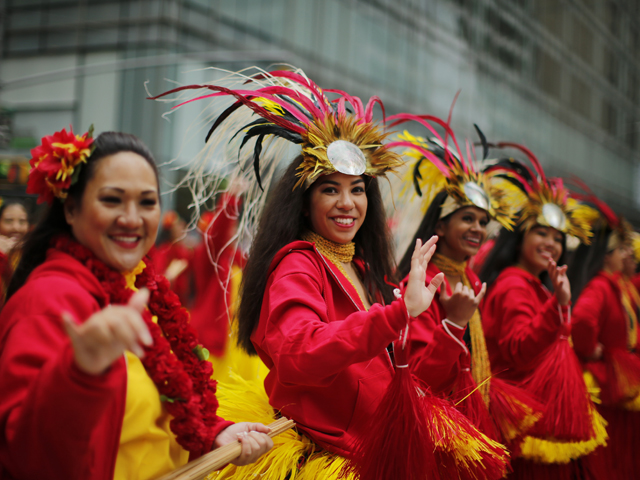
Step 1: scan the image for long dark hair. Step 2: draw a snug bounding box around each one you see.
[7,132,158,299]
[567,226,611,302]
[479,224,567,289]
[237,156,397,355]
[397,190,448,280]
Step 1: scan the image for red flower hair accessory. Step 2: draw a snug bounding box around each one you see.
[27,126,94,205]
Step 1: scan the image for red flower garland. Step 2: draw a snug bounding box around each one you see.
[53,235,221,457]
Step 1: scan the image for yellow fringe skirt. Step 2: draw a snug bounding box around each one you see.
[517,373,608,464]
[207,374,354,480]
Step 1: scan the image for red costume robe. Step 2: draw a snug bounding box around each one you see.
[0,249,231,480]
[408,262,541,450]
[481,266,603,480]
[573,271,640,480]
[251,241,409,456]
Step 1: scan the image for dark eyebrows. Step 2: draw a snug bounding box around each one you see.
[316,178,365,187]
[99,187,158,195]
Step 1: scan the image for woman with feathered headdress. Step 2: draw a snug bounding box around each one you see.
[568,188,640,480]
[150,67,509,480]
[390,121,544,456]
[477,145,607,480]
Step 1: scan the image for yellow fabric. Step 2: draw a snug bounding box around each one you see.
[123,260,146,291]
[209,266,269,384]
[210,370,507,480]
[208,373,347,480]
[116,261,189,479]
[301,230,368,309]
[114,352,189,480]
[432,253,491,406]
[618,277,639,351]
[585,367,640,412]
[518,405,608,464]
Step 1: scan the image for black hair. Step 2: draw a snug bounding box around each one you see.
[7,131,158,299]
[397,190,449,280]
[567,226,611,302]
[479,223,567,289]
[237,156,397,355]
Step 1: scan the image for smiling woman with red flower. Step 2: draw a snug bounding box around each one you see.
[0,128,273,480]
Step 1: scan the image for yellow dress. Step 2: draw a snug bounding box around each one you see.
[208,266,268,385]
[113,352,189,479]
[114,263,189,479]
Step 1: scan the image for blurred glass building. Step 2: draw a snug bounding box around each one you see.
[1,0,639,222]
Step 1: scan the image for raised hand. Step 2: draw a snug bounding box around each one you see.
[545,254,571,306]
[0,235,17,255]
[214,422,274,466]
[404,236,445,318]
[62,288,153,375]
[440,281,487,328]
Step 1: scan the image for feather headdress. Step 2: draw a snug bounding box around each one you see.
[486,143,599,244]
[149,67,403,188]
[631,231,640,263]
[147,66,408,263]
[565,176,632,250]
[386,118,516,230]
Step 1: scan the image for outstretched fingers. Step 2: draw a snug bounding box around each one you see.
[475,282,487,304]
[428,272,445,296]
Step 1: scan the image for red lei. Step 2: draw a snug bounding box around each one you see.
[53,236,221,457]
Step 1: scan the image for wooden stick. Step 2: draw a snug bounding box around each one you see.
[155,418,295,480]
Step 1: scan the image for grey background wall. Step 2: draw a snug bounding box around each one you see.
[1,0,639,222]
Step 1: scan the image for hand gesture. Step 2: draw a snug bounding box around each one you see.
[62,288,153,375]
[404,236,445,318]
[164,258,189,282]
[0,235,17,255]
[440,281,487,328]
[545,254,571,306]
[214,422,274,466]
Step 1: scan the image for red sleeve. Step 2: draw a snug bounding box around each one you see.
[0,277,124,480]
[408,307,467,394]
[256,252,408,387]
[484,276,565,369]
[572,278,606,359]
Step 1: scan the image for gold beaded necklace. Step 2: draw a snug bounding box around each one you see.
[432,252,491,406]
[302,230,368,308]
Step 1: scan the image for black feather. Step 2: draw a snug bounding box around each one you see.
[253,134,266,191]
[413,158,424,197]
[238,125,303,152]
[474,124,489,160]
[230,118,272,142]
[206,101,243,143]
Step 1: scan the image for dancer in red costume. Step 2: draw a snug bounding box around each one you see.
[190,194,243,357]
[152,211,193,307]
[570,197,640,480]
[392,129,542,454]
[478,152,607,480]
[0,200,29,306]
[150,67,509,480]
[0,129,273,480]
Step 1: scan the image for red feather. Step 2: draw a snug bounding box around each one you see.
[384,141,452,178]
[363,95,385,124]
[147,84,307,135]
[495,142,546,186]
[323,88,365,119]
